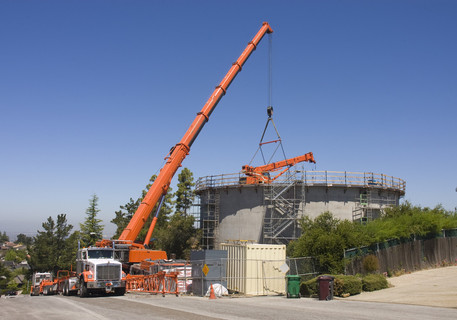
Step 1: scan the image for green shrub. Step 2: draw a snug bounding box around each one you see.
[333,275,362,296]
[362,255,379,273]
[300,277,319,297]
[362,274,388,291]
[301,275,363,297]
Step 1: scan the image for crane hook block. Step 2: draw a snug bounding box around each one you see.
[267,106,274,118]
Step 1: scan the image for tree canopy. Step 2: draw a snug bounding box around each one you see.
[28,214,78,274]
[174,167,195,216]
[16,233,33,246]
[110,168,200,258]
[0,231,9,243]
[111,175,174,242]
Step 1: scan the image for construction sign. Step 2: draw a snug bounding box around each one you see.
[202,264,209,276]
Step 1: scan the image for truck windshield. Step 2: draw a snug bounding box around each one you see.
[87,250,114,259]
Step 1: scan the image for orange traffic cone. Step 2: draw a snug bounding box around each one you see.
[209,284,216,299]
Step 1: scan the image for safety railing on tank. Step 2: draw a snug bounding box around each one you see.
[195,170,406,194]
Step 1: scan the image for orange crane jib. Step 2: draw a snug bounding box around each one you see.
[241,152,316,184]
[96,23,274,262]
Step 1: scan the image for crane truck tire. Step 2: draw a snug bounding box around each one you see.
[63,282,68,296]
[114,287,126,296]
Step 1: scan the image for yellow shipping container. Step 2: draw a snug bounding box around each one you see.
[221,243,286,296]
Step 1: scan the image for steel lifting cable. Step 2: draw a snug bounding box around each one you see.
[248,32,289,168]
[268,32,273,111]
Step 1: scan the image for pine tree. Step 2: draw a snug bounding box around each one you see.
[154,168,199,258]
[80,194,104,247]
[0,231,9,243]
[111,197,141,239]
[16,233,33,246]
[175,168,195,216]
[28,214,75,274]
[111,176,173,243]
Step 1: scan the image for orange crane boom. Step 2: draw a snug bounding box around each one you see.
[241,152,315,184]
[114,22,273,253]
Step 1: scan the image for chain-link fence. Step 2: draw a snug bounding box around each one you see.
[137,256,318,296]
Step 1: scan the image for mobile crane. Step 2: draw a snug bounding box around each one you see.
[241,152,316,184]
[97,22,274,267]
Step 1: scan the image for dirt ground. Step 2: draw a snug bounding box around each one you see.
[344,265,457,308]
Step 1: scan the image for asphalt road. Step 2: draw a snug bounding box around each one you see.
[1,293,456,320]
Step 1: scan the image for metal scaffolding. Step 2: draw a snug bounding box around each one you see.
[263,170,304,245]
[201,188,220,249]
[352,188,398,223]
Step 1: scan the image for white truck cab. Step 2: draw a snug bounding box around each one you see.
[69,247,126,297]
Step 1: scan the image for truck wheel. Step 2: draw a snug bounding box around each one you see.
[31,287,39,296]
[114,288,126,296]
[63,282,68,296]
[79,280,88,298]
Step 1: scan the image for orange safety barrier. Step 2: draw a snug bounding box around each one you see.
[126,271,179,296]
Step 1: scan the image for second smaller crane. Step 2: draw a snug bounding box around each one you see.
[241,152,316,184]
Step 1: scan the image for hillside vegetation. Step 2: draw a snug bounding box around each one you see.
[288,202,457,274]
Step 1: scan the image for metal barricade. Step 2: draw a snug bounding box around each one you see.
[126,271,179,296]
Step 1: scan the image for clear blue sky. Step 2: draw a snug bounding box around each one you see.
[1,0,456,240]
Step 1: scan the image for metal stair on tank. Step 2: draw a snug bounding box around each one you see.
[263,170,303,245]
[202,189,220,249]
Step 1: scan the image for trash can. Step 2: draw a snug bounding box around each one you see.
[318,276,334,300]
[286,275,301,298]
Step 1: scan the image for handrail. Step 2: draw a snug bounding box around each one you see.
[196,170,406,194]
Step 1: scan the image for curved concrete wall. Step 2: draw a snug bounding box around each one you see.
[198,183,402,248]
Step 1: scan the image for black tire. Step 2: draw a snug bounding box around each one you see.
[32,287,40,296]
[114,287,126,296]
[79,279,88,298]
[63,282,68,296]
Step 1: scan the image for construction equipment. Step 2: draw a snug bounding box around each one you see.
[70,246,126,297]
[240,104,316,185]
[31,247,126,297]
[241,152,316,184]
[96,22,274,267]
[30,272,53,296]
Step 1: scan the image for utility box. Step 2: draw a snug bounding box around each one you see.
[221,243,286,296]
[190,250,227,296]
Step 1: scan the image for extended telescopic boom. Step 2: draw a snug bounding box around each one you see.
[118,22,273,245]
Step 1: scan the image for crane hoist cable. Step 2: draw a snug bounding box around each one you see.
[248,33,288,168]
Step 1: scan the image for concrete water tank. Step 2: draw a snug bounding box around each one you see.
[196,170,405,249]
